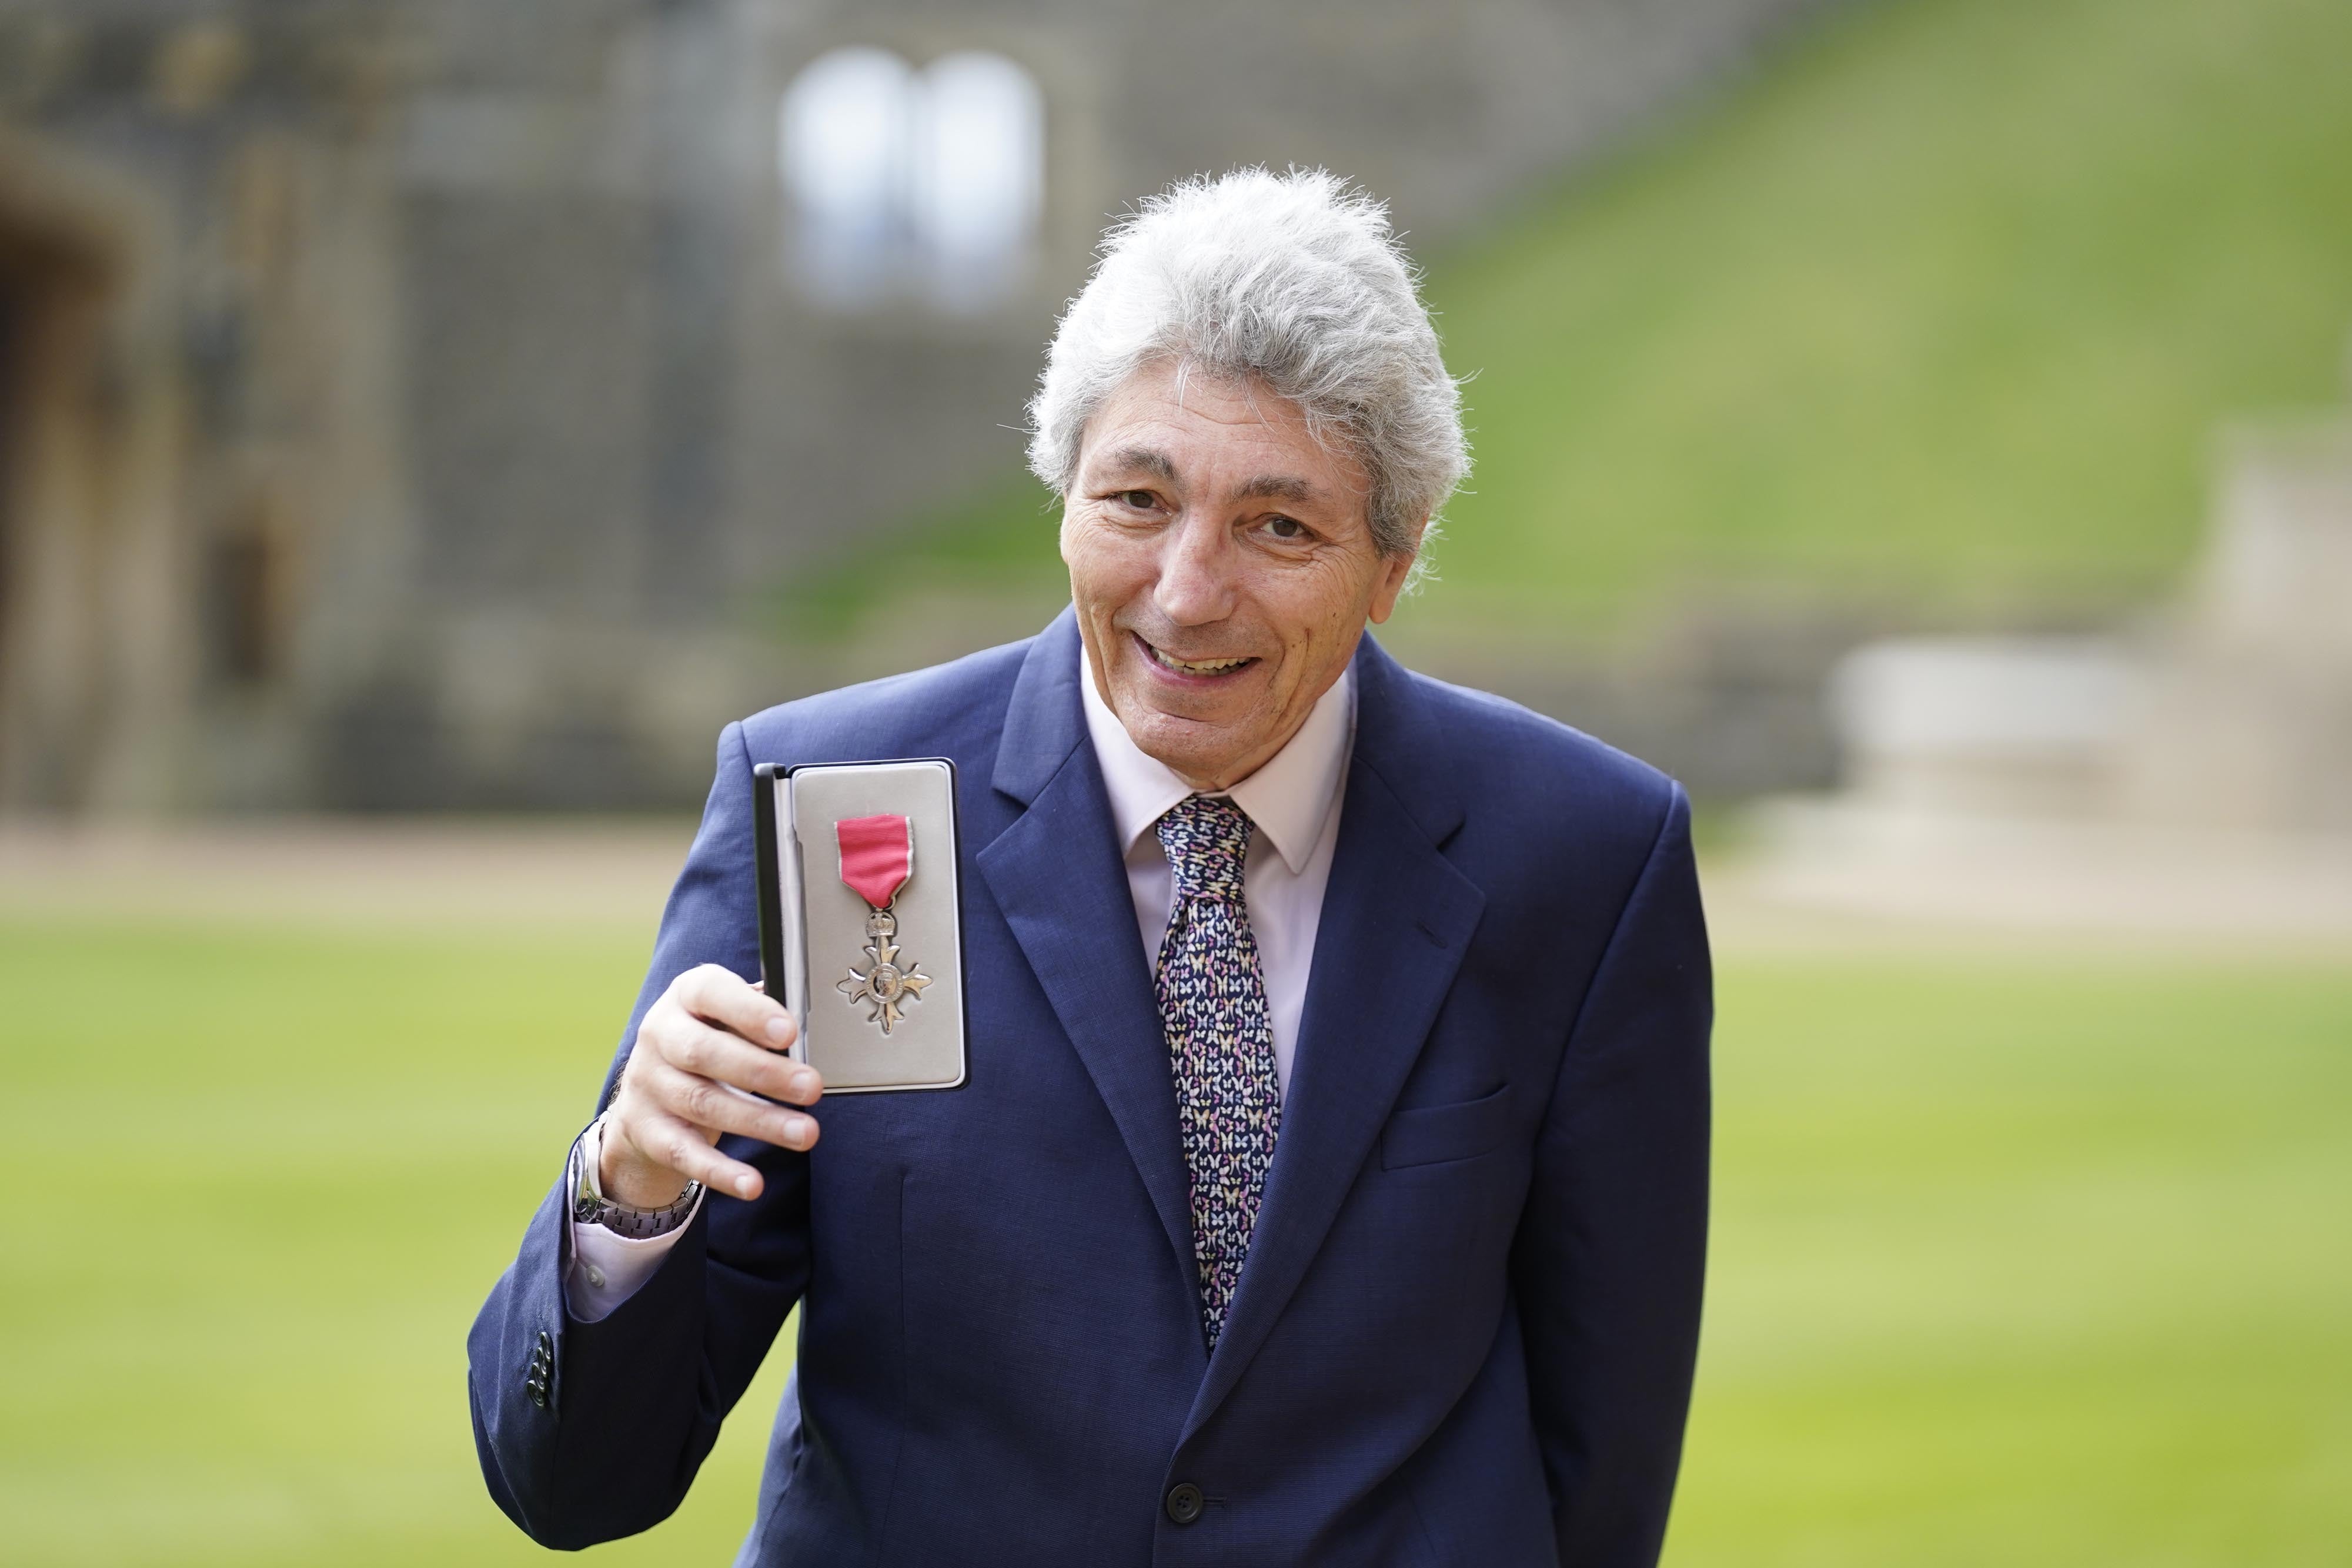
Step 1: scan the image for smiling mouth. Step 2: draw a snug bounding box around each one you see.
[1135,633,1258,678]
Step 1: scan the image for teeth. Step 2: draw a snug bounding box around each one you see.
[1150,646,1250,675]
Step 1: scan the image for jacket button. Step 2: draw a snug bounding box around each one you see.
[1164,1483,1204,1525]
[526,1328,553,1407]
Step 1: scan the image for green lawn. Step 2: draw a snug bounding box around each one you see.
[2,918,2347,1564]
[780,0,2352,639]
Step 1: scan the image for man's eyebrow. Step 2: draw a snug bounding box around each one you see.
[1230,474,1321,504]
[1098,446,1178,483]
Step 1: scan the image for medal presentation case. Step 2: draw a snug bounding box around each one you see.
[753,759,968,1094]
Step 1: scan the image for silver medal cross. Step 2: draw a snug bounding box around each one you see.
[839,904,931,1034]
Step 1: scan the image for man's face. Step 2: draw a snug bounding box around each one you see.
[1061,360,1421,791]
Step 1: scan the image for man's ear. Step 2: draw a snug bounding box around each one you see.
[1365,515,1431,626]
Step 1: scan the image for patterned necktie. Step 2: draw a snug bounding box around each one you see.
[1154,794,1284,1350]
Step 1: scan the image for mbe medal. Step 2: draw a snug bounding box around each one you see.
[834,813,931,1034]
[754,757,967,1093]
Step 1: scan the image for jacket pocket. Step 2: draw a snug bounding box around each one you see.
[1380,1084,1515,1170]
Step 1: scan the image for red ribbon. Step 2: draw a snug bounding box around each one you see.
[836,814,913,909]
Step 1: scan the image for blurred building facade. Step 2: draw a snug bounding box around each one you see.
[0,0,1826,811]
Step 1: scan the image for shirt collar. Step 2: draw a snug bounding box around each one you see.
[1078,636,1355,875]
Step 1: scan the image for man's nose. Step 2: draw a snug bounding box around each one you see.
[1151,510,1238,626]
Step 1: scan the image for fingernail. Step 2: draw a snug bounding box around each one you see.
[766,1015,793,1045]
[736,1174,759,1198]
[790,1069,817,1099]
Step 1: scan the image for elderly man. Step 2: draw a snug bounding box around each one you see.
[469,168,1710,1566]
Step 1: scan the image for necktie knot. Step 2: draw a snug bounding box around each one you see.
[1156,794,1252,902]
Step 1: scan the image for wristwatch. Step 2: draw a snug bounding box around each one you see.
[571,1117,703,1240]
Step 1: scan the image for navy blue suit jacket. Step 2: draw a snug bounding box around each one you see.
[469,610,1711,1566]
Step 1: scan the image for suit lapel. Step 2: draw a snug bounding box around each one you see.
[978,611,1199,1299]
[1184,636,1486,1436]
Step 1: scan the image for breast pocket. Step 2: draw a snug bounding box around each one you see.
[1380,1083,1516,1171]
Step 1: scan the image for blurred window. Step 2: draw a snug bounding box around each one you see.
[204,520,288,688]
[779,48,1043,314]
[908,52,1045,310]
[778,47,914,309]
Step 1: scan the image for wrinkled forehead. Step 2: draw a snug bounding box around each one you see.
[1076,362,1371,507]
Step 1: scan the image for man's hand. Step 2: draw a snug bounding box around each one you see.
[600,964,823,1207]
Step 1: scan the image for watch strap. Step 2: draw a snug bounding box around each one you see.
[571,1118,703,1240]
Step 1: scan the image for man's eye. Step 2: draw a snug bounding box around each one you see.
[1116,490,1157,510]
[1265,515,1306,540]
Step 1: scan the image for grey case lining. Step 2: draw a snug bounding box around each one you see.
[775,760,967,1092]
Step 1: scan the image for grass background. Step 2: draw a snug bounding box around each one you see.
[774,0,2352,641]
[3,917,2346,1564]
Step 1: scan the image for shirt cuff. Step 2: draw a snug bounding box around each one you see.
[561,1120,704,1324]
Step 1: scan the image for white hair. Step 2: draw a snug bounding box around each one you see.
[1026,167,1468,559]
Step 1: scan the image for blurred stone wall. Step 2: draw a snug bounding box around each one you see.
[1792,357,2352,837]
[0,0,1830,811]
[2120,411,2352,833]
